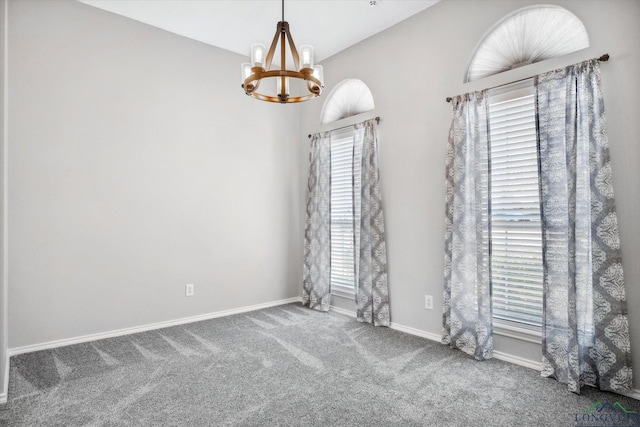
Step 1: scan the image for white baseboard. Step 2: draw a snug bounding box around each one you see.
[329,305,355,318]
[389,321,442,343]
[391,322,544,372]
[359,307,640,400]
[8,297,302,357]
[1,354,7,404]
[330,305,443,342]
[620,389,640,401]
[493,350,542,371]
[395,324,640,401]
[329,306,545,370]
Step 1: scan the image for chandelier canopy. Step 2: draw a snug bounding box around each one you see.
[241,0,324,104]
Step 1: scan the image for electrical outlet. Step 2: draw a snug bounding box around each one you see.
[425,295,433,310]
[185,283,194,297]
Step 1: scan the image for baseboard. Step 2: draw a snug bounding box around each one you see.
[1,354,7,404]
[619,389,640,401]
[330,305,443,343]
[390,321,544,372]
[389,321,442,343]
[492,350,542,371]
[330,304,547,371]
[389,314,640,401]
[8,297,302,357]
[329,305,355,318]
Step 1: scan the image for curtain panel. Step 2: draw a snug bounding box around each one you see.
[303,132,332,311]
[303,120,390,324]
[354,119,390,326]
[442,91,493,361]
[536,59,632,393]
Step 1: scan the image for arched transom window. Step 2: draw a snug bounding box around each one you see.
[320,79,375,125]
[466,5,589,82]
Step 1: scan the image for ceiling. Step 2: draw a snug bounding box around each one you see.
[79,0,440,62]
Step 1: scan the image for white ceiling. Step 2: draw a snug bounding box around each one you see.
[80,1,440,62]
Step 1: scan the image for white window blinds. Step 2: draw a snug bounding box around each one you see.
[488,82,544,327]
[330,129,358,290]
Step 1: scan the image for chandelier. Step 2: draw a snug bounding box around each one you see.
[241,0,324,103]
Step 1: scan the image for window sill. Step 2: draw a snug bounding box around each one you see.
[331,285,355,300]
[493,319,542,344]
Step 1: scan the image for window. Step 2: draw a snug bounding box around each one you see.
[465,5,589,82]
[320,79,375,125]
[318,78,376,297]
[330,128,359,292]
[488,81,543,327]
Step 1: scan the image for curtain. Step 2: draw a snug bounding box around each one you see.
[442,91,493,361]
[536,59,632,393]
[303,132,332,311]
[353,119,390,326]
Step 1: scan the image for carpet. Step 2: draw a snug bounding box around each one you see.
[0,304,638,426]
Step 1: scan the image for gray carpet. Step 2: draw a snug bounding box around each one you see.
[0,304,638,426]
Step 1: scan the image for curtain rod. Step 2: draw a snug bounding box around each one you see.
[445,53,610,103]
[308,116,380,138]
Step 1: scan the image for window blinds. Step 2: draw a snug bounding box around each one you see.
[330,129,357,289]
[488,84,544,327]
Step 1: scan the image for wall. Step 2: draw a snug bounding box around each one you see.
[0,0,7,403]
[8,0,302,349]
[299,0,640,388]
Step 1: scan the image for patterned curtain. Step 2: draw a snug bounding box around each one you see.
[353,119,390,326]
[442,91,493,361]
[303,132,331,311]
[536,59,632,393]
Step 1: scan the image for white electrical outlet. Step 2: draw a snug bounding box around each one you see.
[185,283,195,297]
[425,295,433,310]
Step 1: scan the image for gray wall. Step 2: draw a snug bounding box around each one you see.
[8,0,302,348]
[1,0,7,400]
[299,0,640,387]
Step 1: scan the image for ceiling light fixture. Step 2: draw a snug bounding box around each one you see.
[241,0,324,103]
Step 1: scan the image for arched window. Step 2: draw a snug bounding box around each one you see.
[465,5,589,82]
[314,79,376,295]
[320,79,375,125]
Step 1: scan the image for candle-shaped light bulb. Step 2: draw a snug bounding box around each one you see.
[251,43,266,68]
[241,63,252,85]
[277,76,290,96]
[299,45,314,70]
[312,65,324,87]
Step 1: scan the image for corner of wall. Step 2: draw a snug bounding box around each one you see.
[0,0,9,404]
